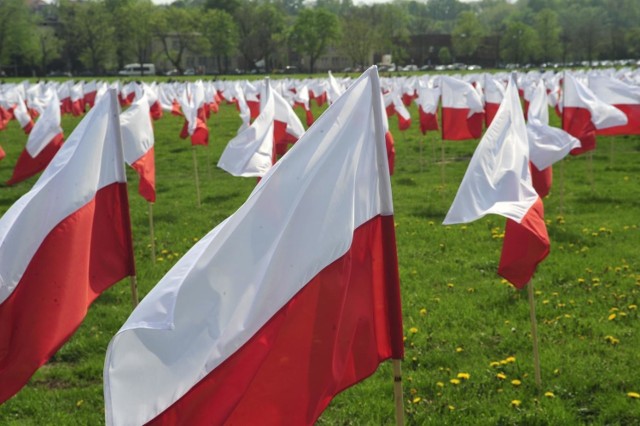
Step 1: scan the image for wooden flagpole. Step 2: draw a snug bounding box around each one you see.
[392,359,405,426]
[559,160,565,215]
[148,202,156,263]
[419,138,424,172]
[527,280,542,389]
[129,275,139,308]
[192,146,202,207]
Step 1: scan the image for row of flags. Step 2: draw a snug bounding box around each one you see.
[0,65,636,424]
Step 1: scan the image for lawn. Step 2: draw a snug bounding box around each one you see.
[0,82,639,425]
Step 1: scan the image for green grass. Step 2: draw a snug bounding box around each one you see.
[1,95,639,425]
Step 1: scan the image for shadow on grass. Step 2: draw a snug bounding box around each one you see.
[410,205,448,221]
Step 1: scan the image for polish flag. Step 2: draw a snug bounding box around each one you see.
[291,84,315,127]
[7,90,65,186]
[562,72,627,155]
[384,89,411,131]
[444,74,550,288]
[70,82,85,116]
[272,84,305,157]
[526,80,581,198]
[179,82,209,146]
[13,94,34,134]
[120,94,156,203]
[142,82,164,121]
[416,85,440,134]
[84,80,98,109]
[484,75,506,127]
[440,76,484,140]
[104,66,403,426]
[0,89,135,404]
[589,74,640,136]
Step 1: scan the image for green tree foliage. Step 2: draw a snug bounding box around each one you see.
[438,46,452,65]
[452,11,485,61]
[234,1,286,71]
[153,6,207,74]
[123,0,157,75]
[0,0,36,72]
[290,7,340,73]
[500,20,540,65]
[371,3,411,65]
[201,9,238,74]
[339,7,376,68]
[534,8,561,63]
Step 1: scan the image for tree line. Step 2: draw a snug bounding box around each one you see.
[1,0,639,77]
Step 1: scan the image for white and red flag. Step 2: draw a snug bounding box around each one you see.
[440,75,484,140]
[384,88,411,131]
[0,89,135,404]
[7,90,65,186]
[416,84,440,134]
[120,93,156,203]
[589,74,640,136]
[12,93,34,134]
[484,74,506,127]
[104,66,404,426]
[562,72,627,155]
[444,74,550,288]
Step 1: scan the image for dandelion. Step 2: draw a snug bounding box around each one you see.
[450,378,460,385]
[545,391,555,398]
[456,347,464,353]
[419,308,427,316]
[608,313,617,321]
[457,373,470,380]
[628,392,640,399]
[505,356,516,363]
[489,362,500,368]
[436,382,444,388]
[511,379,522,386]
[447,283,455,288]
[496,373,507,380]
[511,400,521,408]
[412,397,421,404]
[448,405,455,411]
[76,400,84,407]
[629,304,637,310]
[409,327,418,334]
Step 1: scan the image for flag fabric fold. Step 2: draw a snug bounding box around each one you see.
[440,76,484,140]
[104,66,403,426]
[120,93,156,203]
[0,89,135,404]
[589,74,640,136]
[444,74,549,288]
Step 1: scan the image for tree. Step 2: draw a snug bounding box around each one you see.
[204,0,239,14]
[500,21,539,65]
[339,7,376,68]
[34,24,63,76]
[234,1,286,71]
[0,0,36,73]
[201,8,238,74]
[438,46,452,65]
[290,8,340,73]
[451,11,485,62]
[371,4,411,65]
[122,0,157,75]
[564,5,607,64]
[153,6,207,74]
[105,0,134,70]
[534,8,561,63]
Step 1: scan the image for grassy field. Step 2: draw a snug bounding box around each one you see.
[0,87,639,425]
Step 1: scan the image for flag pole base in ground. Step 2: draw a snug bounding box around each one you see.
[130,275,139,308]
[192,146,201,207]
[393,359,405,426]
[527,280,542,389]
[148,202,156,263]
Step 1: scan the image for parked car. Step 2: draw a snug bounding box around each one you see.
[400,64,418,72]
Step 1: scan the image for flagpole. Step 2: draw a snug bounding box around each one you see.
[206,143,213,179]
[192,146,202,207]
[419,137,424,172]
[560,160,565,215]
[527,280,542,389]
[148,202,156,263]
[587,151,594,193]
[392,359,405,426]
[130,275,139,308]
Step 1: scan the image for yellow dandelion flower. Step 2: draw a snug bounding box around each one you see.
[577,278,585,284]
[627,392,640,399]
[161,249,169,254]
[448,405,455,411]
[629,304,637,310]
[412,397,421,404]
[456,347,464,353]
[409,327,418,334]
[457,373,470,380]
[419,308,427,316]
[608,313,617,321]
[450,378,460,385]
[490,361,500,368]
[505,356,516,363]
[76,399,84,407]
[436,382,444,388]
[545,391,555,398]
[511,379,522,386]
[428,221,434,226]
[447,283,455,288]
[496,373,507,380]
[554,369,560,376]
[511,400,521,408]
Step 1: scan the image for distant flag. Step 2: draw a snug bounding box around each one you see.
[0,89,135,404]
[12,94,34,134]
[562,72,627,155]
[120,93,156,203]
[104,66,403,426]
[588,74,640,136]
[444,74,550,288]
[384,89,411,131]
[440,76,484,140]
[484,75,506,127]
[7,90,65,186]
[416,84,440,134]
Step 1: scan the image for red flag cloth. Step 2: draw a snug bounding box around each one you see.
[499,198,550,288]
[0,89,135,404]
[7,133,64,185]
[589,75,640,136]
[104,66,403,426]
[440,76,484,141]
[530,163,552,198]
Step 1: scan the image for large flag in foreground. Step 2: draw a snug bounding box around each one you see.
[104,66,404,426]
[444,74,550,288]
[0,89,135,404]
